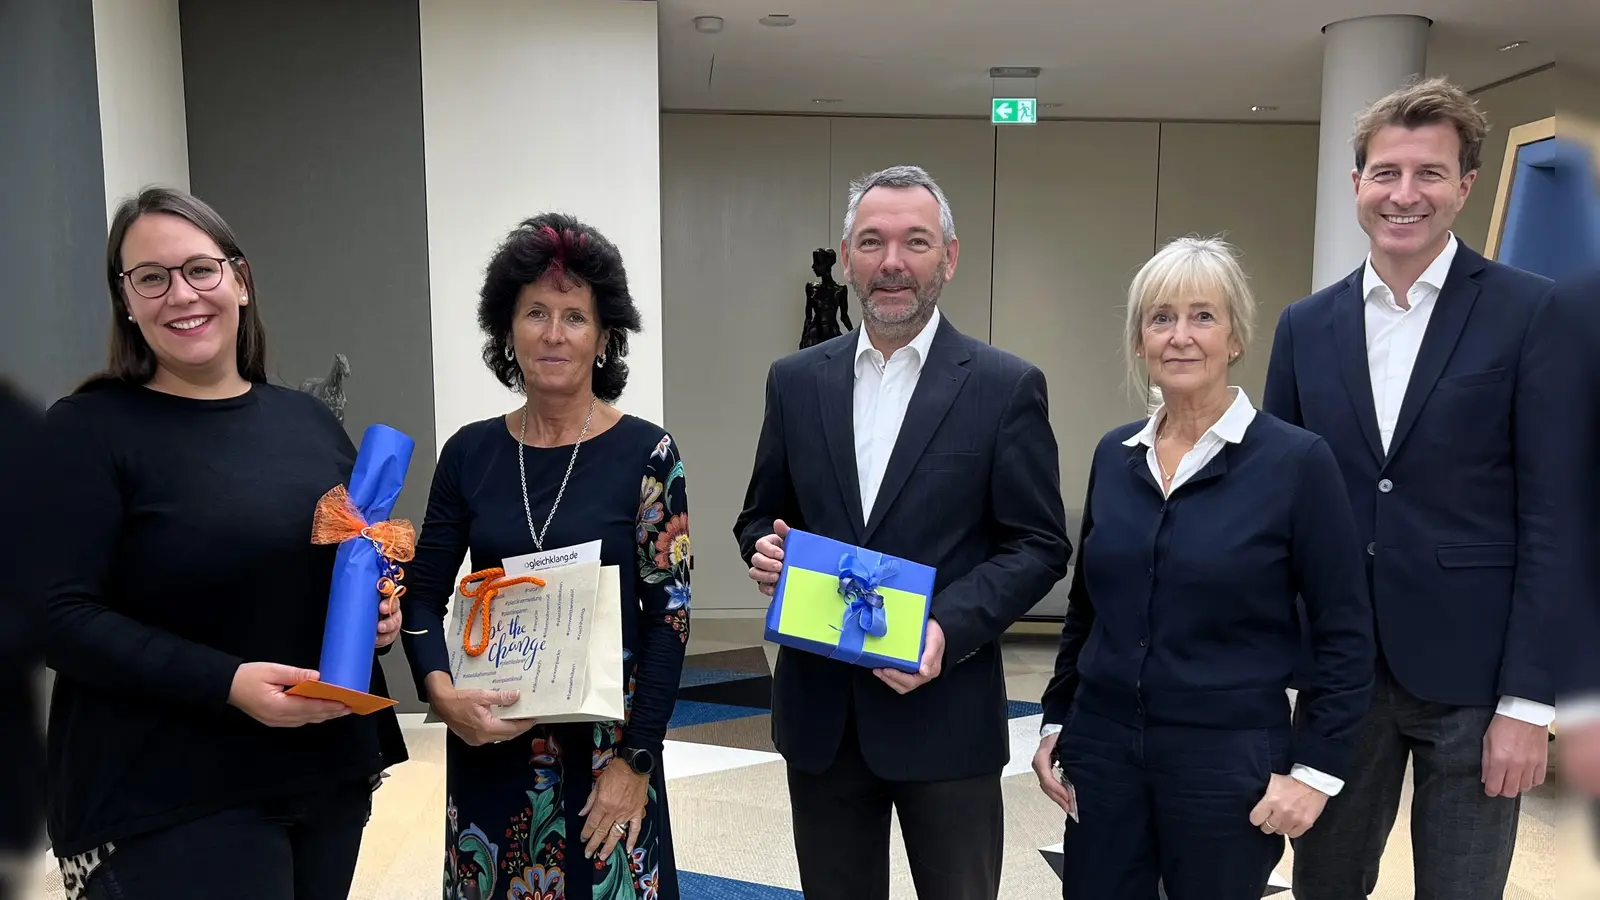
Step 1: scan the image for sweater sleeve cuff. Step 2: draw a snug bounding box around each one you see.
[189,649,244,712]
[1290,764,1345,797]
[401,621,452,702]
[1290,733,1348,783]
[619,731,665,758]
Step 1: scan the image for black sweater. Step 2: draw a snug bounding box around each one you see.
[1041,413,1374,780]
[41,382,407,856]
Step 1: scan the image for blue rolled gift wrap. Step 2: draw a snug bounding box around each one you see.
[313,423,415,696]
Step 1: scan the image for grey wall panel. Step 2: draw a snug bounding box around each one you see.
[0,0,110,404]
[660,113,834,612]
[180,0,435,709]
[1153,123,1320,398]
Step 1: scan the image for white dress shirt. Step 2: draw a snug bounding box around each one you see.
[1041,388,1345,796]
[854,307,942,520]
[1362,235,1554,730]
[1364,234,1455,452]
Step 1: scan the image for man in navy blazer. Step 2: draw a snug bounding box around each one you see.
[1263,77,1566,899]
[734,165,1071,900]
[1550,269,1600,797]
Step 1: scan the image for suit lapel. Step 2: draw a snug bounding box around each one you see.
[1386,247,1485,461]
[817,335,866,542]
[862,319,971,543]
[1332,270,1386,464]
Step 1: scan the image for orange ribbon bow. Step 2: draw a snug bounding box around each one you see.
[458,568,547,657]
[311,484,418,602]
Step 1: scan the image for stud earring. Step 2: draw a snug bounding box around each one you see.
[126,314,135,322]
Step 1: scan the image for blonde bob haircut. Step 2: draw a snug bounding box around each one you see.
[1124,235,1255,409]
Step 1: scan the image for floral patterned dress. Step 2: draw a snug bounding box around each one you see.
[400,415,690,900]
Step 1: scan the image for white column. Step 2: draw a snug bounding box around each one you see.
[420,0,663,452]
[1311,15,1430,291]
[91,0,189,220]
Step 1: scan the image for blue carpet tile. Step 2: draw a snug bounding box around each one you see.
[667,700,769,729]
[679,666,768,688]
[677,872,804,899]
[1008,699,1043,718]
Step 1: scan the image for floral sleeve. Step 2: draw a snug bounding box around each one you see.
[622,432,690,755]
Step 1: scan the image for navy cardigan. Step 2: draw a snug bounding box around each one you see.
[1041,412,1375,780]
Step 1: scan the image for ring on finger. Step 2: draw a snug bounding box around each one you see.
[612,822,628,835]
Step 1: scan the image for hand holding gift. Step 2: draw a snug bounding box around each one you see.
[423,671,536,746]
[229,663,350,727]
[874,618,945,695]
[748,518,790,597]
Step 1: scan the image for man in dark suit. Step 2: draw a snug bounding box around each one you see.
[1550,269,1600,798]
[1263,77,1567,899]
[734,164,1071,900]
[0,378,44,900]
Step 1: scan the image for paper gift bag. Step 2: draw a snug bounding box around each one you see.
[764,529,934,673]
[446,560,626,723]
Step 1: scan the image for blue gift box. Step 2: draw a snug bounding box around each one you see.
[763,529,934,673]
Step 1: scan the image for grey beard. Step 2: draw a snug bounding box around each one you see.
[854,272,944,340]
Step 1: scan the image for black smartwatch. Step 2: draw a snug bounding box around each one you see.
[619,746,655,776]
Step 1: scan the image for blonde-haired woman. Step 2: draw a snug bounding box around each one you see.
[1033,237,1375,900]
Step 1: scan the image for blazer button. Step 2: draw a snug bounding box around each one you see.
[1139,638,1148,647]
[1367,542,1376,556]
[1378,478,1393,493]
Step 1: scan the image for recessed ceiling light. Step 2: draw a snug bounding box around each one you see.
[692,15,723,34]
[1498,40,1528,51]
[812,98,842,104]
[760,14,795,27]
[1251,105,1279,112]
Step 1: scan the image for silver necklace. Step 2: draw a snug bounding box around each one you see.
[518,396,597,551]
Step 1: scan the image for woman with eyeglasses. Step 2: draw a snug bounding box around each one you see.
[38,187,408,900]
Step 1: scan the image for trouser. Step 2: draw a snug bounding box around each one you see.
[84,779,373,900]
[1054,708,1287,900]
[1291,659,1520,900]
[786,713,1004,900]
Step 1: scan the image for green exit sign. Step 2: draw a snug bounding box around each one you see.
[991,97,1037,125]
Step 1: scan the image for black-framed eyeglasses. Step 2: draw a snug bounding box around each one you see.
[118,256,240,299]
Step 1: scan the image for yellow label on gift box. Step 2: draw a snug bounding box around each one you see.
[777,567,925,663]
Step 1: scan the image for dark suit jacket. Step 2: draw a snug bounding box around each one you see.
[0,381,44,854]
[1548,269,1600,706]
[1263,243,1563,708]
[734,315,1071,782]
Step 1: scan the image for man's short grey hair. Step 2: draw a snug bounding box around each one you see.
[841,165,957,246]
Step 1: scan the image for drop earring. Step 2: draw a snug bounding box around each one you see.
[596,354,606,368]
[504,343,515,361]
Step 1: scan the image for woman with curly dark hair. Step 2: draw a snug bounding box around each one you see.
[401,213,690,900]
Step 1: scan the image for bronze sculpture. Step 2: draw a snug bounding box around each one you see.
[799,248,852,349]
[300,353,351,422]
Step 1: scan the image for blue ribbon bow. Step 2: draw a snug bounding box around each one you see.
[831,551,899,664]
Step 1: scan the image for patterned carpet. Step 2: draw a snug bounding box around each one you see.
[29,619,1560,899]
